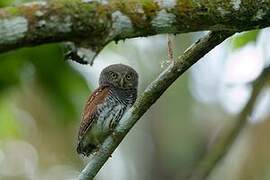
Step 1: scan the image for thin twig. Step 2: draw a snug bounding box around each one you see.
[78,31,234,180]
[167,34,174,64]
[189,66,270,180]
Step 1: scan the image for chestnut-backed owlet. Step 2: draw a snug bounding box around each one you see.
[77,64,138,156]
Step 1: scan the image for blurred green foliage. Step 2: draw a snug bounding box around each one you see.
[0,40,90,177]
[0,95,21,139]
[0,0,35,7]
[232,30,259,49]
[0,43,89,131]
[0,2,92,178]
[0,0,13,7]
[0,4,90,177]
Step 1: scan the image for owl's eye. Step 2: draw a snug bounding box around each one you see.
[110,72,118,79]
[126,74,132,80]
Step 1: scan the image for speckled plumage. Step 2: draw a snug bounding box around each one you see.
[77,64,138,156]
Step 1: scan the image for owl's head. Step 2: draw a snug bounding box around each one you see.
[99,64,138,90]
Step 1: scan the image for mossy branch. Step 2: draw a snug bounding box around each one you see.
[0,0,270,63]
[78,31,234,180]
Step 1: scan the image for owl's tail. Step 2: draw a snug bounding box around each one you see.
[77,141,96,157]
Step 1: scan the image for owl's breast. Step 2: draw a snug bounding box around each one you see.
[90,96,127,139]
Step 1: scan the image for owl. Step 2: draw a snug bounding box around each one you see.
[77,64,139,156]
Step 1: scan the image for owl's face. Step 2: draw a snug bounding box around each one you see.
[99,64,138,90]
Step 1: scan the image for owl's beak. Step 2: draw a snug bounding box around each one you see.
[120,78,124,88]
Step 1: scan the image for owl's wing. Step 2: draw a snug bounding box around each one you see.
[78,85,110,142]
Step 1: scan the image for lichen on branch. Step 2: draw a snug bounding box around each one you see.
[0,0,270,61]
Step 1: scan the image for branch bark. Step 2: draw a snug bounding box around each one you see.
[0,0,269,60]
[189,66,270,180]
[78,31,234,180]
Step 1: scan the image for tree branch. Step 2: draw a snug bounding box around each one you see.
[78,31,234,180]
[189,66,270,180]
[0,0,269,61]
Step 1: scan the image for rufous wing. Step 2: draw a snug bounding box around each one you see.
[77,85,109,153]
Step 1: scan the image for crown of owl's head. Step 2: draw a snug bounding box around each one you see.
[99,64,138,90]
